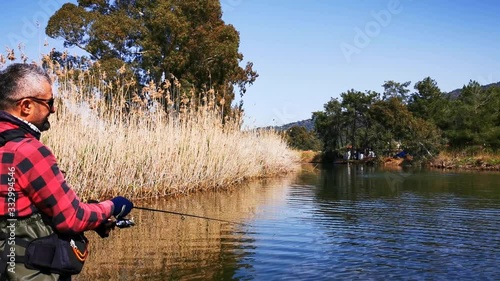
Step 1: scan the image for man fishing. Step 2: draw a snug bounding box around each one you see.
[0,63,133,280]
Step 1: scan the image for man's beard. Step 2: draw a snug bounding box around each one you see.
[40,120,51,131]
[36,117,51,132]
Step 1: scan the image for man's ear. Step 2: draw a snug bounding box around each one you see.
[19,99,33,116]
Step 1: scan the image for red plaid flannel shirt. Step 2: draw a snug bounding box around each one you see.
[0,111,113,233]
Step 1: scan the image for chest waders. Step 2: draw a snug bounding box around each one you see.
[0,214,64,281]
[0,129,74,281]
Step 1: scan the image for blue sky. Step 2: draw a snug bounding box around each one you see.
[1,0,499,128]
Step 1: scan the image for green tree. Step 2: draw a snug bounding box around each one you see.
[46,0,258,112]
[408,77,449,126]
[314,82,446,160]
[382,80,411,102]
[369,97,442,156]
[313,98,345,158]
[341,89,377,156]
[285,126,322,151]
[445,81,500,149]
[480,86,500,149]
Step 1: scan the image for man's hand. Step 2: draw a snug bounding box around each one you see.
[94,219,116,238]
[111,196,134,219]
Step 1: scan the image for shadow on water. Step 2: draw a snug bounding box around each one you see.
[75,164,500,280]
[75,176,296,281]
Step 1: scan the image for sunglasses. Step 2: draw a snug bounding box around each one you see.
[17,96,55,109]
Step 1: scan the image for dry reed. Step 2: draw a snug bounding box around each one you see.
[0,53,300,200]
[0,48,300,200]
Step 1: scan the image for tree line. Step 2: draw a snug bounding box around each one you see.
[306,78,499,160]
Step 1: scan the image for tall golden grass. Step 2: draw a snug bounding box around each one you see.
[2,49,300,200]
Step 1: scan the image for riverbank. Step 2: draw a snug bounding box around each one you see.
[426,152,500,171]
[300,150,500,171]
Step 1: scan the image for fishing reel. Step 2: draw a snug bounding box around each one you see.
[88,199,135,236]
[115,217,135,228]
[94,217,135,238]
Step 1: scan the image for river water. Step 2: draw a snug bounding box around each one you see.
[76,164,500,281]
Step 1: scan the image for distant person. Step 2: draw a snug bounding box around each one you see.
[344,150,351,160]
[368,150,376,158]
[394,150,407,159]
[0,63,133,280]
[358,151,364,160]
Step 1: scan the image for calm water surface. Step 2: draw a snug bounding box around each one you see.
[77,165,500,281]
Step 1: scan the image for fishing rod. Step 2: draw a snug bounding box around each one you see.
[134,206,247,226]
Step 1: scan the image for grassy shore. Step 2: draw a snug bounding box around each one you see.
[427,151,500,171]
[31,60,301,200]
[298,149,500,171]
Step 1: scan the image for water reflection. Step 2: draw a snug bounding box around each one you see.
[297,164,500,201]
[75,165,500,280]
[75,176,296,281]
[295,164,500,280]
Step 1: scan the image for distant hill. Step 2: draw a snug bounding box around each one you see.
[272,119,315,132]
[447,81,500,98]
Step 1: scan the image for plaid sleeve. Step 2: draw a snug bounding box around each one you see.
[15,139,114,233]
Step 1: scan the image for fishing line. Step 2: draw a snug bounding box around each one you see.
[134,206,247,226]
